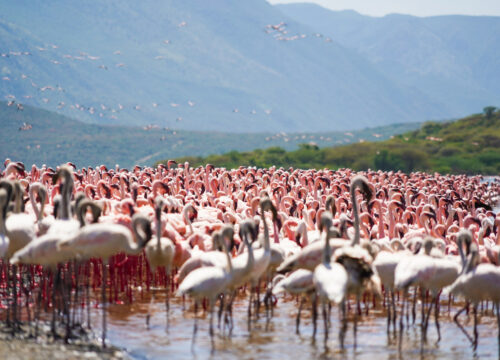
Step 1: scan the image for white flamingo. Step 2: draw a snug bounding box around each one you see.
[144,197,175,327]
[176,228,234,349]
[445,237,500,351]
[272,268,315,333]
[395,236,461,343]
[47,166,80,238]
[5,181,35,258]
[313,212,348,344]
[58,213,152,347]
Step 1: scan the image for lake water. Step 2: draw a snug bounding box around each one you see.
[91,292,500,360]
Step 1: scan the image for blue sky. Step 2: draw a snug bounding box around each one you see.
[268,0,500,17]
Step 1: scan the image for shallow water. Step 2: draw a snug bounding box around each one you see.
[86,292,500,360]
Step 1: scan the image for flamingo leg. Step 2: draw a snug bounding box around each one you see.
[453,303,474,344]
[226,290,236,335]
[495,302,500,358]
[296,296,304,335]
[434,294,441,342]
[354,295,360,349]
[387,291,392,334]
[209,300,215,350]
[322,300,329,347]
[146,270,156,329]
[51,267,61,339]
[217,293,224,330]
[12,264,18,331]
[86,263,91,330]
[146,289,155,328]
[399,291,406,352]
[165,274,170,332]
[102,259,108,348]
[312,292,318,340]
[255,282,261,319]
[473,305,478,351]
[328,302,332,329]
[339,300,348,349]
[191,301,199,352]
[391,291,397,337]
[411,290,417,325]
[422,294,434,344]
[248,287,253,331]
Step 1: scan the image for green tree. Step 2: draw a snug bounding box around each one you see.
[483,106,497,119]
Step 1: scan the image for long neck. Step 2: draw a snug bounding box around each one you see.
[13,185,22,214]
[351,187,360,246]
[389,205,396,239]
[131,221,146,254]
[60,177,73,220]
[323,229,331,263]
[120,180,126,200]
[77,204,87,227]
[184,208,194,235]
[0,198,5,235]
[39,190,46,221]
[301,223,309,246]
[29,186,41,221]
[377,203,385,239]
[156,209,162,248]
[243,232,254,273]
[261,212,270,251]
[457,235,466,266]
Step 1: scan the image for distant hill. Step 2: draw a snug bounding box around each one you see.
[0,0,448,132]
[169,109,500,175]
[0,101,420,168]
[276,3,500,118]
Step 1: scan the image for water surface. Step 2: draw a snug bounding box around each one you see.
[91,292,500,360]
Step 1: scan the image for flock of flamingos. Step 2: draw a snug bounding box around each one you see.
[1,159,500,356]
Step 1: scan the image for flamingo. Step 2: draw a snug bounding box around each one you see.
[331,175,380,347]
[144,197,175,327]
[28,182,53,235]
[47,166,80,238]
[313,212,348,345]
[395,236,461,343]
[224,219,257,331]
[5,181,35,258]
[373,239,413,333]
[247,197,275,318]
[272,268,314,333]
[177,227,234,349]
[445,241,500,351]
[58,214,152,347]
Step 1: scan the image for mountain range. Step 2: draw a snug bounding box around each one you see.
[277,3,500,117]
[0,0,484,133]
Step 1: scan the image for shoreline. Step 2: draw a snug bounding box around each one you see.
[0,322,128,360]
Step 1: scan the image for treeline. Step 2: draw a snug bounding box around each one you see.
[168,109,500,175]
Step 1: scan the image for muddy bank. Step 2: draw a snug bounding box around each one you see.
[0,322,128,360]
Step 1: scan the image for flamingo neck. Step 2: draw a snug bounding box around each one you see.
[273,222,280,244]
[261,213,270,251]
[377,203,385,239]
[351,192,360,246]
[243,234,254,273]
[301,224,309,247]
[29,186,42,222]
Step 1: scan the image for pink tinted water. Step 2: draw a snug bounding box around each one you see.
[94,293,500,360]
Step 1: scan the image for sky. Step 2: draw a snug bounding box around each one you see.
[268,0,500,17]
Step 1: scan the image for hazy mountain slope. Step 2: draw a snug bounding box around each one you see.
[0,0,445,132]
[276,3,500,117]
[0,101,420,168]
[173,110,500,174]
